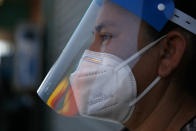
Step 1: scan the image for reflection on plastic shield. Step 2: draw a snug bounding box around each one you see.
[47,77,78,116]
[37,0,101,118]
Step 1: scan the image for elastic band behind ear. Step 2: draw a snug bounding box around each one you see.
[129,76,161,107]
[115,35,167,72]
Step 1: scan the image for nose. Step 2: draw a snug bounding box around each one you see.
[89,39,102,52]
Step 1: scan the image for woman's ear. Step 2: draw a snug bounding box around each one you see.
[158,31,186,77]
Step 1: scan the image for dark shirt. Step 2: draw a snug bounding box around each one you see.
[181,117,196,131]
[120,127,130,131]
[121,117,196,131]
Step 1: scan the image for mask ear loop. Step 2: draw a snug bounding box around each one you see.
[114,35,167,107]
[115,35,167,72]
[129,76,161,107]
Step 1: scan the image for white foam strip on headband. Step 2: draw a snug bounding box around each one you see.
[170,8,196,35]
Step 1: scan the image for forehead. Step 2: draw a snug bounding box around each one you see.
[95,1,141,27]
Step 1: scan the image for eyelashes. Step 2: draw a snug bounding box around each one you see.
[92,31,113,42]
[91,31,115,52]
[101,34,113,41]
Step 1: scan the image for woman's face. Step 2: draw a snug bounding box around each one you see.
[89,1,141,62]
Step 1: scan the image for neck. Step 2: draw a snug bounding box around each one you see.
[125,79,196,131]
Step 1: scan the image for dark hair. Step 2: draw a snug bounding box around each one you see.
[144,0,196,97]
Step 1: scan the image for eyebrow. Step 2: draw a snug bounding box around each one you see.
[95,24,105,32]
[95,22,117,32]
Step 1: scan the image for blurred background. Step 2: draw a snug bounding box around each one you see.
[0,0,123,130]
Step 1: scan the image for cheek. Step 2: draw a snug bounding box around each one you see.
[132,48,159,94]
[104,38,127,59]
[118,29,139,59]
[103,32,138,59]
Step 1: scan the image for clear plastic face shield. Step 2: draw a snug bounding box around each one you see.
[37,0,196,124]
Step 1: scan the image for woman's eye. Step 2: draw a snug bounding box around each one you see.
[101,34,112,41]
[92,31,113,43]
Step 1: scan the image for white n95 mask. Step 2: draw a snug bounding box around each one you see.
[70,50,137,123]
[70,35,165,123]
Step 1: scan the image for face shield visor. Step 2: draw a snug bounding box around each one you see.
[37,0,178,123]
